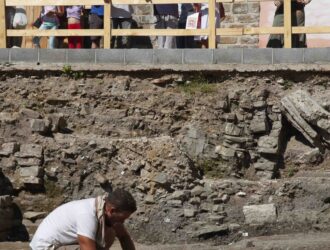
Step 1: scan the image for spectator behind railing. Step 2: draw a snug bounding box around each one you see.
[111,4,134,48]
[192,3,222,48]
[67,6,84,48]
[89,5,104,48]
[267,0,312,48]
[154,4,179,48]
[177,3,195,48]
[32,6,62,49]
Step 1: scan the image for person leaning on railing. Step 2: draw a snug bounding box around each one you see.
[32,6,62,49]
[89,0,110,48]
[154,4,179,48]
[267,0,312,48]
[66,6,84,48]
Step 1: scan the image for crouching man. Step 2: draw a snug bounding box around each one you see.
[30,189,137,250]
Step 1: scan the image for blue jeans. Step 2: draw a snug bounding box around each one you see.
[33,22,57,49]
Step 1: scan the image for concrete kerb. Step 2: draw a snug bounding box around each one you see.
[273,48,304,64]
[2,48,330,66]
[0,49,10,63]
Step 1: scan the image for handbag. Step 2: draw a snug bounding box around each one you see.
[33,7,44,28]
[33,16,42,28]
[12,7,28,29]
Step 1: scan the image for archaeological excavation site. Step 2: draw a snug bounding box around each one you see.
[0,65,330,250]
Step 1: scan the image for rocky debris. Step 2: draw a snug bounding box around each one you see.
[281,90,330,148]
[243,204,277,224]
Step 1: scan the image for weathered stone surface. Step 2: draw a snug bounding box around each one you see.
[191,186,205,196]
[184,208,197,218]
[167,200,182,208]
[170,190,187,201]
[243,204,277,224]
[281,90,330,147]
[153,173,169,185]
[23,211,47,221]
[30,119,49,133]
[250,117,268,134]
[0,142,20,156]
[16,144,43,159]
[47,113,67,132]
[17,157,42,167]
[20,108,41,119]
[215,145,236,159]
[191,225,228,238]
[21,176,43,185]
[257,136,278,155]
[19,166,43,177]
[144,195,155,204]
[225,123,243,136]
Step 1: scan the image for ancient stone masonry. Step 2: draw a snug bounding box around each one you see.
[0,72,330,246]
[215,88,283,180]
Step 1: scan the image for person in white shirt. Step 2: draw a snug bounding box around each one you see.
[30,189,137,250]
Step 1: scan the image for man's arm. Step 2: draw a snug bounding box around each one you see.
[78,235,97,250]
[113,224,136,250]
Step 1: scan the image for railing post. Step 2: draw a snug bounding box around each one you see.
[104,3,112,49]
[284,0,292,48]
[208,0,216,48]
[0,0,6,48]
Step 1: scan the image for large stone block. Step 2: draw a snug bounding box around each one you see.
[17,157,42,167]
[0,142,20,156]
[16,144,43,159]
[258,136,279,155]
[19,166,43,178]
[225,123,243,136]
[250,117,268,134]
[30,119,49,133]
[243,204,277,224]
[21,176,43,185]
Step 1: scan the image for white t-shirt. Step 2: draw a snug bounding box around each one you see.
[30,198,97,249]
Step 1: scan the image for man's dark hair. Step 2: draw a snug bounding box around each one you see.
[107,189,137,213]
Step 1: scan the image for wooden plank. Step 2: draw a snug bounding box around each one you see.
[7,29,210,37]
[244,27,284,35]
[216,28,243,36]
[283,0,292,48]
[0,0,6,48]
[103,3,111,49]
[292,26,330,34]
[5,0,265,6]
[7,29,104,37]
[208,0,216,48]
[112,29,209,36]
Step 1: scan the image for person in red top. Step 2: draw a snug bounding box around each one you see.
[66,6,84,48]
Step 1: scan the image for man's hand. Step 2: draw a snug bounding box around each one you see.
[78,235,97,250]
[113,224,136,250]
